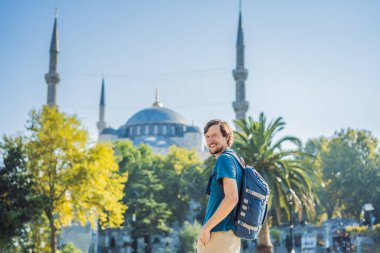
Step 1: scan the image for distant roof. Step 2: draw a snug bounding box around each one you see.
[322,218,358,226]
[125,106,187,126]
[101,127,118,135]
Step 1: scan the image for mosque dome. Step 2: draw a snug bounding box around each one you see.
[125,89,187,126]
[125,106,187,126]
[118,89,192,139]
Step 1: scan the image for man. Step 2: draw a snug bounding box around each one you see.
[197,119,243,253]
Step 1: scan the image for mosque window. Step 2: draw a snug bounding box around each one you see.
[172,125,175,135]
[154,124,158,135]
[136,126,141,135]
[129,127,132,137]
[162,125,167,135]
[145,125,149,135]
[110,237,116,248]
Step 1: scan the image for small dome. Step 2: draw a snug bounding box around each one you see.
[125,106,187,126]
[101,127,118,135]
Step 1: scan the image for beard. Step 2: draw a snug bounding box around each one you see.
[209,145,225,155]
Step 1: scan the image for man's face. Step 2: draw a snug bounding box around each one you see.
[205,124,229,157]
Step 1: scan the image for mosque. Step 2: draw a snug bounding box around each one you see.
[45,11,249,156]
[43,7,250,253]
[98,86,206,156]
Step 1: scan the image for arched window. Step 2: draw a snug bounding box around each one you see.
[162,125,167,135]
[154,125,158,135]
[171,125,176,135]
[136,126,140,135]
[145,125,149,135]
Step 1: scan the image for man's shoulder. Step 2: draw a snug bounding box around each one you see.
[215,150,239,173]
[217,149,240,164]
[216,153,233,165]
[218,148,236,158]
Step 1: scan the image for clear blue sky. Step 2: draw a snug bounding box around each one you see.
[1,0,379,145]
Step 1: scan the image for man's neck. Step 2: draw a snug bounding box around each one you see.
[214,148,229,159]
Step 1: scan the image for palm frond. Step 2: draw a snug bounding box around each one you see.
[234,113,319,224]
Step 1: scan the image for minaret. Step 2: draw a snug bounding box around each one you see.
[97,78,107,134]
[45,13,60,107]
[232,7,249,120]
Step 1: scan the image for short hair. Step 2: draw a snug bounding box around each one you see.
[204,119,234,147]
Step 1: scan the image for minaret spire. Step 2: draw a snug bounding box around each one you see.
[237,11,244,48]
[97,77,107,134]
[152,88,163,107]
[100,77,105,106]
[232,3,249,121]
[45,13,60,107]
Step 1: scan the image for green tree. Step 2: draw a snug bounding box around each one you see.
[156,146,206,225]
[305,129,380,220]
[115,141,171,253]
[59,243,82,253]
[178,221,201,253]
[303,137,332,221]
[0,136,43,252]
[234,113,317,253]
[5,106,127,253]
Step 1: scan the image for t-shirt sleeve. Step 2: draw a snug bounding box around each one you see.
[215,154,237,184]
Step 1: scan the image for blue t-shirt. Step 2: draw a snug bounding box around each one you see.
[203,149,243,232]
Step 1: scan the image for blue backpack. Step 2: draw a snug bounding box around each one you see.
[226,151,270,240]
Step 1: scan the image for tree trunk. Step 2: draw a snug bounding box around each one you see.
[143,235,152,253]
[298,209,303,222]
[275,207,282,225]
[257,219,273,253]
[131,235,138,253]
[47,213,57,253]
[327,209,333,219]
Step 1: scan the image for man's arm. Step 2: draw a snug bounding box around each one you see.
[198,177,239,244]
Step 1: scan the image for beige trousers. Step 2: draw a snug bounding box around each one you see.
[196,230,241,253]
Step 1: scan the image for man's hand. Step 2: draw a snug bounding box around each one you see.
[198,226,211,245]
[197,178,238,246]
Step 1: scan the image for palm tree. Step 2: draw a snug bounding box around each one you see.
[234,113,317,253]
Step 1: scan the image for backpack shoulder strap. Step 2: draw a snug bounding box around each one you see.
[224,151,245,221]
[224,150,245,169]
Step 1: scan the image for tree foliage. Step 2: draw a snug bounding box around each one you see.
[305,128,380,220]
[0,136,43,251]
[115,141,171,253]
[1,106,127,253]
[178,221,201,253]
[114,141,206,252]
[156,145,206,224]
[234,114,318,223]
[58,243,83,253]
[234,113,318,252]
